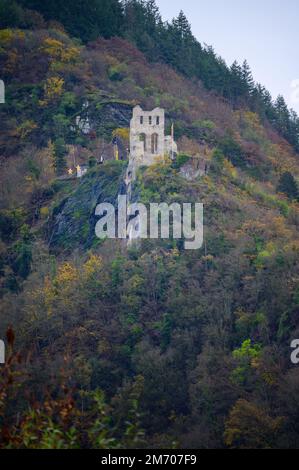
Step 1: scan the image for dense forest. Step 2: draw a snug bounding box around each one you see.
[0,0,299,449]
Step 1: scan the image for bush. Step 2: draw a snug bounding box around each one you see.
[108,64,127,81]
[172,153,191,170]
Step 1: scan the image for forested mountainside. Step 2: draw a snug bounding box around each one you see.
[0,0,299,449]
[3,0,299,152]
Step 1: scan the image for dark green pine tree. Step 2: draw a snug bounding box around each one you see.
[0,0,23,27]
[274,95,290,135]
[145,0,161,26]
[123,0,162,61]
[288,109,299,151]
[253,84,275,118]
[19,0,123,41]
[277,172,299,200]
[172,10,193,40]
[167,11,196,76]
[241,60,254,96]
[53,137,67,176]
[229,61,244,103]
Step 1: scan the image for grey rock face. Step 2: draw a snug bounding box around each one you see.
[49,163,126,251]
[90,101,132,138]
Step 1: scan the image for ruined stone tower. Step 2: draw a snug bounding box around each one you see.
[129,105,177,167]
[125,106,178,243]
[126,105,177,189]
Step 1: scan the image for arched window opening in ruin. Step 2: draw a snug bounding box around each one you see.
[156,116,159,125]
[139,133,146,152]
[149,116,152,125]
[151,133,158,154]
[140,116,143,124]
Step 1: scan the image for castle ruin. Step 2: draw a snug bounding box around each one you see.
[128,105,177,172]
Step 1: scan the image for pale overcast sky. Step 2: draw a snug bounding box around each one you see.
[156,0,299,113]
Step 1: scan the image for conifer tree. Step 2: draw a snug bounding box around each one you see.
[53,137,67,176]
[230,61,244,103]
[277,172,299,200]
[242,60,254,96]
[19,0,123,41]
[172,10,192,41]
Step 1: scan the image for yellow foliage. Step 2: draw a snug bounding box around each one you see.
[16,120,38,139]
[202,175,213,189]
[55,262,78,287]
[1,48,19,74]
[171,247,180,258]
[223,159,238,179]
[261,371,277,386]
[0,29,24,45]
[0,29,14,44]
[202,254,214,263]
[236,110,266,142]
[284,240,299,252]
[39,77,64,105]
[112,128,130,142]
[40,207,50,218]
[127,274,144,292]
[224,399,284,449]
[83,254,103,278]
[268,142,298,174]
[241,111,262,130]
[41,37,80,63]
[43,262,80,313]
[271,216,292,239]
[46,140,56,169]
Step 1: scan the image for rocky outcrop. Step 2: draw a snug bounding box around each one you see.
[80,101,133,139]
[48,162,126,251]
[179,157,210,181]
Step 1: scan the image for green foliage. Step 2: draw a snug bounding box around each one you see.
[0,0,23,28]
[211,148,225,174]
[88,156,97,168]
[19,0,123,41]
[11,224,33,279]
[194,119,216,130]
[232,339,262,385]
[219,133,244,168]
[277,172,298,201]
[53,137,67,175]
[233,339,262,361]
[171,153,191,169]
[0,208,25,243]
[108,64,127,82]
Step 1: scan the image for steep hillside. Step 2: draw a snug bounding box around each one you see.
[0,16,299,449]
[3,0,299,152]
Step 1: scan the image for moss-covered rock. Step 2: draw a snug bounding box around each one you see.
[48,161,126,251]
